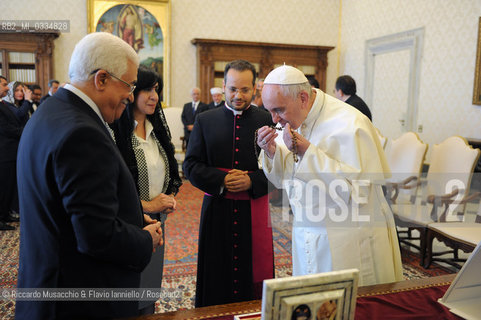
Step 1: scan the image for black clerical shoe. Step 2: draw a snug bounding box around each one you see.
[0,221,15,230]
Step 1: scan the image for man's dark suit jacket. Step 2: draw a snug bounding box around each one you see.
[15,88,153,319]
[39,93,51,105]
[345,94,372,121]
[0,101,25,163]
[181,101,208,144]
[0,101,25,221]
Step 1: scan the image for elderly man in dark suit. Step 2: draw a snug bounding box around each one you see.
[207,87,225,110]
[15,32,163,320]
[181,87,208,146]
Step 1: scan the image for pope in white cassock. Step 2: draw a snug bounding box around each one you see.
[257,65,403,286]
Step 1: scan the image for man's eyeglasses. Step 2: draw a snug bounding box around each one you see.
[226,87,252,95]
[90,69,136,95]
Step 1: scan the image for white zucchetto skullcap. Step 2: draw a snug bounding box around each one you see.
[264,65,308,85]
[210,87,223,95]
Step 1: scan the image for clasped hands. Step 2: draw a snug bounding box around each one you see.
[141,193,176,214]
[224,169,252,193]
[257,123,309,158]
[143,219,163,252]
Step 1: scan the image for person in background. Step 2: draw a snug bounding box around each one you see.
[307,75,320,89]
[39,79,59,105]
[0,75,22,230]
[2,81,33,218]
[334,75,372,121]
[3,81,32,125]
[28,84,42,116]
[184,60,274,308]
[207,87,225,110]
[251,78,266,110]
[257,65,402,286]
[256,78,264,93]
[15,32,163,319]
[181,87,208,146]
[111,65,182,315]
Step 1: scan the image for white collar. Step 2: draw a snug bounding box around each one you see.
[134,119,153,139]
[224,103,249,115]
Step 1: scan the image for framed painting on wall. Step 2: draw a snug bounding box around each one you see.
[87,0,171,105]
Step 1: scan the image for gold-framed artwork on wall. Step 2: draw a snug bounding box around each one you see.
[473,17,481,105]
[87,0,171,105]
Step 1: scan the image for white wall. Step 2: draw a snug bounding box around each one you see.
[3,0,480,145]
[169,0,340,108]
[340,0,481,144]
[0,0,340,109]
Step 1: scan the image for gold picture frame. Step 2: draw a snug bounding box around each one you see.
[87,0,171,105]
[473,17,481,105]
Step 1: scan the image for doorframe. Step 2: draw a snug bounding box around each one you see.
[365,27,424,132]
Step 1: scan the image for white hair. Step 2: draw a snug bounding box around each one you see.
[68,32,139,82]
[278,82,312,100]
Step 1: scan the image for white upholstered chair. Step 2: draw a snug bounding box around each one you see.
[424,194,481,269]
[390,136,480,267]
[163,107,186,177]
[385,132,428,204]
[384,132,428,256]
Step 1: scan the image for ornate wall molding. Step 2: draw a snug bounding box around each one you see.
[192,38,334,102]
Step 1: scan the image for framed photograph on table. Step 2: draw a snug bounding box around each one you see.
[87,0,171,105]
[261,269,359,320]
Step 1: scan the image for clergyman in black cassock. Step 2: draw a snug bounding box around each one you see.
[183,60,275,308]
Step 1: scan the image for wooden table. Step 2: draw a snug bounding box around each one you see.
[127,274,456,320]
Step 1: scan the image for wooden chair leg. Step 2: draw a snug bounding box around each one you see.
[419,227,427,267]
[395,228,403,254]
[423,229,434,269]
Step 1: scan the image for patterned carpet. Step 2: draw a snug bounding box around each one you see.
[0,181,455,318]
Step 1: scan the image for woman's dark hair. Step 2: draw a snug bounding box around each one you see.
[133,65,164,99]
[11,81,26,106]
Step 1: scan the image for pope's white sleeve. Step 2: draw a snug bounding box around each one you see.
[261,142,293,189]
